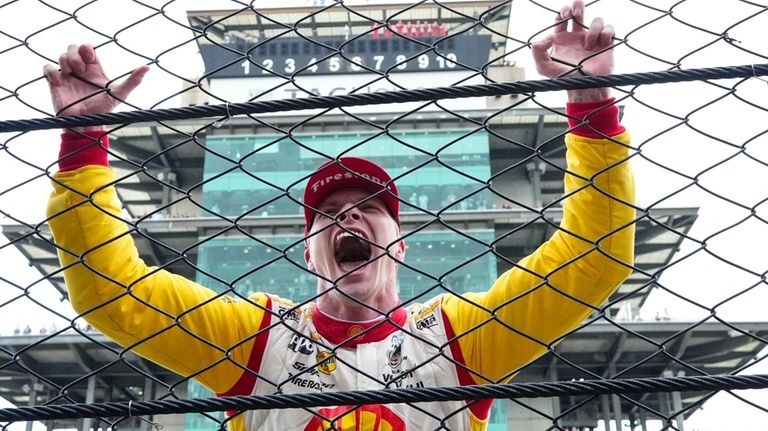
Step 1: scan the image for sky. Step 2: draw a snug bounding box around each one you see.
[0,0,767,430]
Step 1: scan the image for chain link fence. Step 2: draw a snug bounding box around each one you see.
[1,0,767,430]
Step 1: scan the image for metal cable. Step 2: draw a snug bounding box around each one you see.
[1,373,767,422]
[1,63,766,133]
[3,1,768,429]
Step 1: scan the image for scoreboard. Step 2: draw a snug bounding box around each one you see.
[200,33,493,78]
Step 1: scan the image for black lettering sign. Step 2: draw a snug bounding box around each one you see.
[382,371,422,389]
[288,334,314,354]
[415,313,437,330]
[200,34,492,78]
[286,372,334,391]
[278,306,299,321]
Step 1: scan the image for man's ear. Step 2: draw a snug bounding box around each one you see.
[394,239,406,261]
[304,242,315,271]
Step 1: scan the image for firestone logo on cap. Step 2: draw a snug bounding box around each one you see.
[310,171,385,194]
[303,156,400,232]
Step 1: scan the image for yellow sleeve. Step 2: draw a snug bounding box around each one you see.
[47,166,269,394]
[441,132,635,384]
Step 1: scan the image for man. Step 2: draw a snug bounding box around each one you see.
[45,2,634,430]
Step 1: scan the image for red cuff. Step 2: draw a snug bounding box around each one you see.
[566,98,625,138]
[58,130,110,171]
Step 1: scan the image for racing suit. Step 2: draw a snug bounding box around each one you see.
[47,100,635,431]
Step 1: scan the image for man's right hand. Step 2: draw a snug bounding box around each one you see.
[531,1,616,102]
[43,44,149,117]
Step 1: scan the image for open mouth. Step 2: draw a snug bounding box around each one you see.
[334,229,372,272]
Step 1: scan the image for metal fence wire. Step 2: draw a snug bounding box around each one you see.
[0,1,767,431]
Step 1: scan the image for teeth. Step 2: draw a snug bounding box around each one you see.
[334,229,372,266]
[335,230,366,245]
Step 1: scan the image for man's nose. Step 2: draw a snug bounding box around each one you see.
[336,206,362,223]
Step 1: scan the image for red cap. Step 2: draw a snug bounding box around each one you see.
[303,157,399,232]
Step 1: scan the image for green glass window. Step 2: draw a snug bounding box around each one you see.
[195,230,496,300]
[201,130,493,217]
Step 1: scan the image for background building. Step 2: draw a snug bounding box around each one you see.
[3,2,766,431]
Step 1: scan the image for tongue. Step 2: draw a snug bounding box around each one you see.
[335,235,371,263]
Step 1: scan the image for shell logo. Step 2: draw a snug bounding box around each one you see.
[348,325,365,337]
[303,405,406,431]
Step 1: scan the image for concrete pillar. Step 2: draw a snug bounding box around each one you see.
[548,364,561,426]
[601,395,612,431]
[81,376,97,431]
[607,364,622,431]
[671,371,686,431]
[612,394,623,431]
[26,378,38,431]
[140,378,156,431]
[526,162,544,207]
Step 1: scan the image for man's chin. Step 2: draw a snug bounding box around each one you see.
[331,262,374,291]
[335,270,372,290]
[337,260,370,273]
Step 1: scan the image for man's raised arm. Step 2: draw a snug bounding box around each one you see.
[441,1,636,384]
[45,44,269,394]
